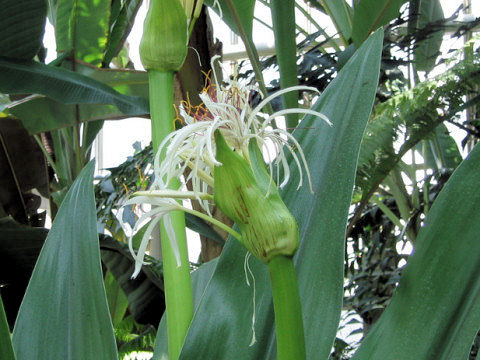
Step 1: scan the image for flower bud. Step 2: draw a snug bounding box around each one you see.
[214,131,299,263]
[140,0,188,72]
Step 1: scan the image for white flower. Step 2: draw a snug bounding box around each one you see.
[125,59,331,277]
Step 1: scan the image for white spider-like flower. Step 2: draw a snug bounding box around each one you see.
[126,59,331,277]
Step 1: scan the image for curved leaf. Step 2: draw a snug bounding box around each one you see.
[353,143,480,359]
[0,0,46,60]
[352,0,408,47]
[320,0,353,42]
[0,59,149,133]
[153,29,384,360]
[103,0,143,66]
[414,0,444,72]
[12,162,118,360]
[204,0,255,39]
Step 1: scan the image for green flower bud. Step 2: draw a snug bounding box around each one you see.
[213,131,299,263]
[140,0,188,72]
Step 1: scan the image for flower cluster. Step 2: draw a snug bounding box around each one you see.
[126,59,331,277]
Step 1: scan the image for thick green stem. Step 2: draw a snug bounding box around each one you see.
[268,255,306,360]
[271,0,299,131]
[148,69,193,360]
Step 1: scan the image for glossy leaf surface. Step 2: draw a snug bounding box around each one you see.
[353,143,480,359]
[153,30,383,360]
[12,162,118,360]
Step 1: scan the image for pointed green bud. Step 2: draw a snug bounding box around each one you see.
[214,131,299,263]
[140,0,188,72]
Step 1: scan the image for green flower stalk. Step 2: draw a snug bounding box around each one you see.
[126,60,331,359]
[137,1,207,359]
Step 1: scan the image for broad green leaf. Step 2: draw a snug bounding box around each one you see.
[414,0,444,72]
[10,61,148,134]
[153,29,383,360]
[352,0,408,47]
[0,59,148,133]
[0,0,46,60]
[353,143,480,360]
[204,0,255,40]
[55,0,111,65]
[0,295,16,360]
[103,0,143,66]
[320,0,353,41]
[12,162,118,360]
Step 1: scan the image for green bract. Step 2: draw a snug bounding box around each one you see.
[139,0,188,71]
[214,131,299,263]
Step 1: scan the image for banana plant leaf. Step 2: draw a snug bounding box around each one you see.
[8,60,149,133]
[103,0,143,66]
[0,0,46,61]
[54,0,110,66]
[12,162,118,360]
[353,142,480,359]
[0,59,149,133]
[153,29,384,360]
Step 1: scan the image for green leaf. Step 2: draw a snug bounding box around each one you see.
[103,0,143,66]
[0,59,149,133]
[270,0,299,129]
[12,162,118,360]
[353,143,480,359]
[204,0,255,39]
[414,0,444,72]
[55,0,111,65]
[0,295,16,360]
[320,0,353,41]
[352,0,408,47]
[153,29,384,360]
[0,0,46,60]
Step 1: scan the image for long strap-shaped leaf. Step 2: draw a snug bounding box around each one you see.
[12,162,118,360]
[353,143,480,360]
[153,30,383,360]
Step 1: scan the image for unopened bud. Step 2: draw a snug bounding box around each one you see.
[214,131,299,263]
[140,0,188,71]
